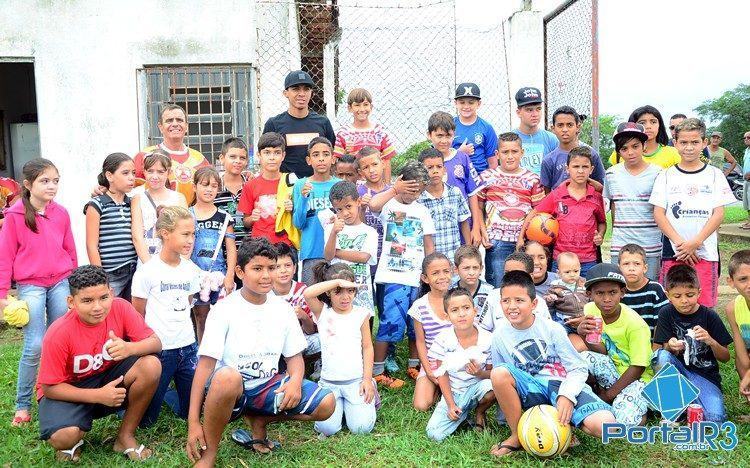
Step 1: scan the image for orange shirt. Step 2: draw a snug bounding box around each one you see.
[133,143,210,203]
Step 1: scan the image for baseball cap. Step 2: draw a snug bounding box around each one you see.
[584,263,626,290]
[455,82,481,100]
[710,131,722,138]
[284,70,314,89]
[515,87,543,107]
[613,122,648,143]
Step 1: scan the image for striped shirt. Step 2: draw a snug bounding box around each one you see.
[214,174,248,246]
[603,163,663,258]
[622,280,669,334]
[333,123,396,160]
[478,168,544,242]
[417,183,471,264]
[408,295,453,361]
[84,194,137,272]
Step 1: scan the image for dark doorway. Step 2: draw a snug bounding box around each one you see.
[0,62,39,179]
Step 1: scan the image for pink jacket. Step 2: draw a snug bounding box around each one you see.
[0,199,77,297]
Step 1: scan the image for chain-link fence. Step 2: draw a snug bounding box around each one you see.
[255,0,511,154]
[544,0,599,149]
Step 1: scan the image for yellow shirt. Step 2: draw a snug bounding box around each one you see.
[734,295,750,350]
[609,144,681,169]
[584,302,654,382]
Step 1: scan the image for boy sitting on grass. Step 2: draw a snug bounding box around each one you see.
[489,270,615,457]
[186,239,335,466]
[37,265,162,462]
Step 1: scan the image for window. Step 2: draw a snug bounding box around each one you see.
[140,65,255,164]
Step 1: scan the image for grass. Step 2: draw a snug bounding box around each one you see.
[2,240,750,466]
[725,206,749,225]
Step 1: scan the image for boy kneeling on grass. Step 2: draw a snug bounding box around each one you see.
[186,238,335,467]
[37,265,162,462]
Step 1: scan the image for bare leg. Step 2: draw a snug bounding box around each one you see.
[193,305,210,344]
[580,410,617,438]
[474,390,495,430]
[408,340,418,361]
[195,368,243,468]
[489,367,522,457]
[413,377,439,411]
[374,341,389,367]
[113,355,161,458]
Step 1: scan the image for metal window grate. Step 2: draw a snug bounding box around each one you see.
[142,65,255,164]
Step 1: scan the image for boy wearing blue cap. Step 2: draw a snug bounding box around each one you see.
[452,82,498,173]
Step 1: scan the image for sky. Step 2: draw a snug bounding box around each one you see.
[457,0,748,121]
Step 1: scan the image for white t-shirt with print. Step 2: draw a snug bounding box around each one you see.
[374,198,436,287]
[323,222,378,311]
[428,326,493,393]
[198,290,307,391]
[317,304,371,381]
[649,164,735,262]
[131,256,201,350]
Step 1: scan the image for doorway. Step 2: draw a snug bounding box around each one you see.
[0,61,39,179]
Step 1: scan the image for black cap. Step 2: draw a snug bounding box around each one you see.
[584,263,626,290]
[515,87,543,107]
[455,82,481,99]
[613,122,648,143]
[284,70,314,89]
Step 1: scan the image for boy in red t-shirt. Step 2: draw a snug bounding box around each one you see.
[238,132,295,246]
[37,266,162,462]
[520,146,606,278]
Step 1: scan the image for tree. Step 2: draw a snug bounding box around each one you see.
[580,113,619,167]
[695,84,750,162]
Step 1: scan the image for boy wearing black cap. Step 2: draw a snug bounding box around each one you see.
[452,82,498,173]
[511,86,559,175]
[263,70,336,178]
[576,263,652,426]
[604,122,664,280]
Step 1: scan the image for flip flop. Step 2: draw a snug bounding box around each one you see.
[121,444,152,461]
[231,429,281,453]
[491,443,523,457]
[11,413,31,427]
[56,440,83,463]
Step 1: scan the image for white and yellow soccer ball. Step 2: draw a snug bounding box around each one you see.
[517,404,572,458]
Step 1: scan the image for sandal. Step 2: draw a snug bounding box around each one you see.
[11,412,31,427]
[121,444,152,461]
[406,367,420,380]
[231,429,281,454]
[491,443,523,457]
[56,440,83,463]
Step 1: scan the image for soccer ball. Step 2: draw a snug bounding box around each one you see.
[517,404,571,458]
[526,213,559,245]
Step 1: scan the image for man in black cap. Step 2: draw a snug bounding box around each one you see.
[263,70,336,178]
[452,82,498,172]
[511,86,559,175]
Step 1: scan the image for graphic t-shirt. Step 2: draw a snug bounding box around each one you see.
[37,298,154,399]
[238,174,294,245]
[323,222,378,310]
[357,182,391,267]
[540,145,605,189]
[648,163,735,261]
[131,256,202,350]
[199,291,307,390]
[491,316,588,402]
[444,149,482,198]
[478,168,544,242]
[609,144,680,168]
[584,302,654,382]
[190,208,234,273]
[603,163,663,259]
[375,198,436,287]
[334,123,396,161]
[292,177,341,261]
[215,174,248,246]
[134,143,210,203]
[429,326,493,393]
[263,111,336,178]
[513,128,559,175]
[452,116,499,173]
[653,304,732,387]
[318,304,371,381]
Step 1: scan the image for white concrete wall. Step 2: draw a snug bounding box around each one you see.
[505,9,545,128]
[0,0,256,261]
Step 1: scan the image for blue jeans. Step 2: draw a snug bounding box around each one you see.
[652,349,726,422]
[107,262,136,301]
[141,342,197,427]
[485,240,517,288]
[374,283,418,343]
[16,279,70,411]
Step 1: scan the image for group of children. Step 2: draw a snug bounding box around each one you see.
[1,81,749,466]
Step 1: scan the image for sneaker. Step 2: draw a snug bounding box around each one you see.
[385,354,400,373]
[310,359,322,381]
[374,373,404,389]
[406,367,419,380]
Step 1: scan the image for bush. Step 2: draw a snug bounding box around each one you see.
[391,140,431,179]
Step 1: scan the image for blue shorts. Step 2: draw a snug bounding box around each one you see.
[495,363,611,427]
[205,370,331,421]
[374,283,418,343]
[551,313,578,335]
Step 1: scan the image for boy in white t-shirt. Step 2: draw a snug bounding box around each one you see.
[186,239,335,465]
[369,161,436,388]
[649,118,735,308]
[324,181,379,311]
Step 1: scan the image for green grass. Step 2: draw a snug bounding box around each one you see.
[725,206,749,225]
[2,240,750,466]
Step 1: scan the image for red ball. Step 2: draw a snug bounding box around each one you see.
[526,213,559,245]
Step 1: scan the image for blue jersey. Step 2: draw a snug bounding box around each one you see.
[452,116,498,173]
[513,128,559,175]
[541,145,605,190]
[292,176,341,261]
